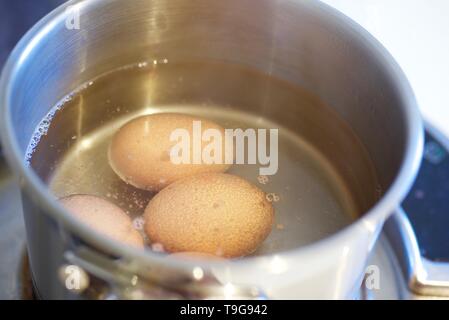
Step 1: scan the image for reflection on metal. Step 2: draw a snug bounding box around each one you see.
[385,210,449,298]
[63,247,267,300]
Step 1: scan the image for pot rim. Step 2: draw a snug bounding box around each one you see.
[0,0,424,269]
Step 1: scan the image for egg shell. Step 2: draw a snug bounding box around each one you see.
[144,173,274,258]
[59,194,144,249]
[169,252,226,261]
[109,113,231,191]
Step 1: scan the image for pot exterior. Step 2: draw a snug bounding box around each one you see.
[20,190,77,299]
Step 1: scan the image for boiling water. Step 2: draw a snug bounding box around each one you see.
[28,61,377,256]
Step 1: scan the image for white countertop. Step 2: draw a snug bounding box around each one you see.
[321,0,449,136]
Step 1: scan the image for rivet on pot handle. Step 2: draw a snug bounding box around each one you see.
[62,248,185,299]
[61,246,268,300]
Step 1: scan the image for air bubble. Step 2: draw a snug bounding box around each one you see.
[266,193,280,203]
[151,243,165,253]
[133,216,145,230]
[258,175,269,185]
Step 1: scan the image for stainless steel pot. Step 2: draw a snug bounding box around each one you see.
[0,0,423,299]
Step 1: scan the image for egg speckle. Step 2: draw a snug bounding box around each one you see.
[59,194,144,248]
[144,173,274,258]
[109,113,231,191]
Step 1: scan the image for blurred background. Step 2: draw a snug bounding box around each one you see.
[0,1,66,66]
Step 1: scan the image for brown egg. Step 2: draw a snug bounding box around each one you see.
[59,194,144,249]
[144,173,274,258]
[109,113,231,191]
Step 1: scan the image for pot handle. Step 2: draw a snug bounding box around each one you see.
[386,209,449,298]
[60,246,267,300]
